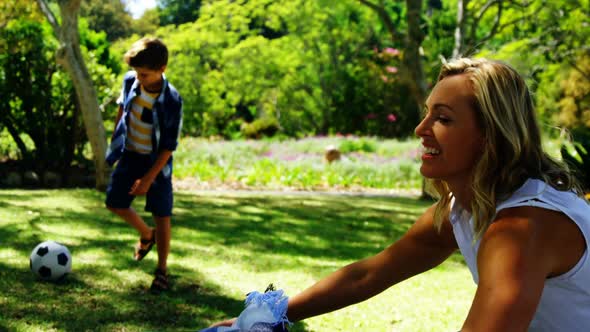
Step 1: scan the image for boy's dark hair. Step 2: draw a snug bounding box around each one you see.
[124,37,168,70]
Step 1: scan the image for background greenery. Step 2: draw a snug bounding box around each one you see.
[1,0,588,184]
[173,136,422,192]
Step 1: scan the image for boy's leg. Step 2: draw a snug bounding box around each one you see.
[145,171,173,292]
[153,215,171,271]
[108,206,153,240]
[105,152,155,258]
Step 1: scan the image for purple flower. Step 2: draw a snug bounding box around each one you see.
[365,113,377,120]
[387,114,397,122]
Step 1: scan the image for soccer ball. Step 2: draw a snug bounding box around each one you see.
[29,241,72,281]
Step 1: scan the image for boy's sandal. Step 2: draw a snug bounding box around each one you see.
[133,229,156,261]
[150,268,169,293]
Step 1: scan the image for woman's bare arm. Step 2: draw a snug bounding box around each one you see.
[462,206,586,332]
[287,203,458,321]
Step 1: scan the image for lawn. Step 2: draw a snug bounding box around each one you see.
[172,136,423,192]
[0,189,475,332]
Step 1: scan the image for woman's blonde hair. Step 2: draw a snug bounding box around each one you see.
[429,58,582,239]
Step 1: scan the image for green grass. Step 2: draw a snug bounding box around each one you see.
[0,189,475,331]
[173,137,423,191]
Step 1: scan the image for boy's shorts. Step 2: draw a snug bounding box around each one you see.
[105,150,173,217]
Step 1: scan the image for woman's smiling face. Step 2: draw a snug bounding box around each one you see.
[414,74,484,186]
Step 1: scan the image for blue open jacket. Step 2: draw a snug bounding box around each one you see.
[106,71,183,178]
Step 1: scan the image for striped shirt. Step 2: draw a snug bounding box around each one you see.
[106,71,183,176]
[126,86,159,154]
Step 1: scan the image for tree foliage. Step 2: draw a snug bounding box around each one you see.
[36,0,113,189]
[3,0,589,168]
[0,20,57,164]
[157,0,202,26]
[558,55,590,129]
[80,0,134,41]
[110,0,422,138]
[0,18,116,173]
[0,1,118,187]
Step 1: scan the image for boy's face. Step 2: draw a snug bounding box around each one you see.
[133,66,166,92]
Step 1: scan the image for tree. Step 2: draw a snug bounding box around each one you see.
[0,0,43,28]
[558,55,590,129]
[525,0,589,81]
[156,0,413,137]
[1,20,58,165]
[131,7,160,35]
[80,0,134,41]
[157,0,202,26]
[451,0,533,58]
[36,0,109,190]
[0,1,43,159]
[357,0,428,112]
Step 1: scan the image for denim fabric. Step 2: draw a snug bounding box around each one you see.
[105,150,173,217]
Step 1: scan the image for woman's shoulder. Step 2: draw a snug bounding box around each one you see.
[488,204,586,278]
[498,178,588,211]
[494,177,588,250]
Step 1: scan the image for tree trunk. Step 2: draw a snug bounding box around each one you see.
[0,116,30,161]
[357,0,427,114]
[404,0,431,200]
[36,0,110,190]
[404,0,427,112]
[452,0,468,58]
[358,0,429,197]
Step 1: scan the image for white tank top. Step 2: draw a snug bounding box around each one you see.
[449,179,590,331]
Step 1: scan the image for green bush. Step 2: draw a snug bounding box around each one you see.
[339,137,377,153]
[241,117,280,139]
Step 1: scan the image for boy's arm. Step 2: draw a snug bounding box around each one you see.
[159,93,183,152]
[129,93,183,195]
[129,149,173,196]
[112,105,124,140]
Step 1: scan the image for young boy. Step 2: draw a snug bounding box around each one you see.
[105,37,182,293]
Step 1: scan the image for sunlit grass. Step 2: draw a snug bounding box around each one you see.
[0,189,475,331]
[174,136,422,191]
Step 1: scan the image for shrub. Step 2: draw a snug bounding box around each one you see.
[241,117,280,139]
[339,137,377,153]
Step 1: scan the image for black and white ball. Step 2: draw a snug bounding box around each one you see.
[30,241,72,281]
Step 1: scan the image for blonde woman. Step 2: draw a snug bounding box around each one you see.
[213,58,590,331]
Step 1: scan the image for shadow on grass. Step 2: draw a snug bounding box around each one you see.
[0,189,460,331]
[174,193,419,259]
